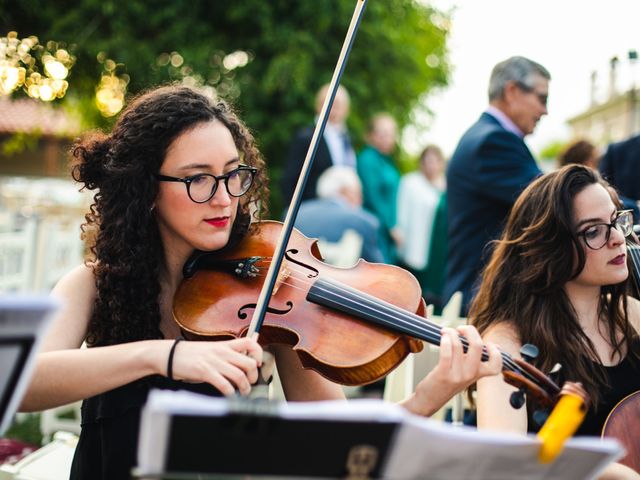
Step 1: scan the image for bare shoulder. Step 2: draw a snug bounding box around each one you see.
[53,263,96,291]
[42,263,98,351]
[482,321,522,356]
[626,296,640,334]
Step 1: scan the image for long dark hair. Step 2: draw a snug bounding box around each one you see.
[470,164,638,406]
[72,85,268,346]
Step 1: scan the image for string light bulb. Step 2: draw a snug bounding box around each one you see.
[94,54,129,117]
[0,31,74,101]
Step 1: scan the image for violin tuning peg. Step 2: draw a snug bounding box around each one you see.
[509,388,527,409]
[547,363,562,382]
[519,343,539,364]
[532,409,550,428]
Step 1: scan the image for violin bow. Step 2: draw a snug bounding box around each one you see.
[245,1,368,350]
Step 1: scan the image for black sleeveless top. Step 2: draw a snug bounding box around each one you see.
[69,375,221,480]
[575,340,640,436]
[527,339,640,436]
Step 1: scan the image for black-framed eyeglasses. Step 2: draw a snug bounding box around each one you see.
[156,165,257,203]
[577,209,634,250]
[516,81,548,107]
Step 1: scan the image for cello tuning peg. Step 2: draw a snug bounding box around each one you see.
[519,343,539,364]
[509,388,527,409]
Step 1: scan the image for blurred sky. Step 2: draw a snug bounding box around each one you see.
[403,0,640,158]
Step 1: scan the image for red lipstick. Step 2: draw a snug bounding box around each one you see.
[609,254,626,265]
[205,217,229,228]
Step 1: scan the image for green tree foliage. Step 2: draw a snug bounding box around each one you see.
[539,139,567,162]
[2,0,450,212]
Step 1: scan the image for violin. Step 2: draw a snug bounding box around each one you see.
[173,221,563,408]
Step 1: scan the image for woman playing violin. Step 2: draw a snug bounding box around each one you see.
[19,86,502,479]
[471,164,640,479]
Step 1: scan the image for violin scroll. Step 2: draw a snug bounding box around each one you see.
[502,349,561,409]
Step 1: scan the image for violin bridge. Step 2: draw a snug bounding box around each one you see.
[273,261,291,295]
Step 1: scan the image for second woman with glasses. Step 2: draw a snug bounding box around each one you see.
[470,164,640,478]
[19,85,501,479]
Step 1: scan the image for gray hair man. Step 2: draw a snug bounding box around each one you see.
[294,166,384,264]
[444,56,549,313]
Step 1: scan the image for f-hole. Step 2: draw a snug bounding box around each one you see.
[238,302,294,319]
[285,248,318,278]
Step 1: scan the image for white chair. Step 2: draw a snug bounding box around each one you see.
[39,403,82,445]
[382,304,434,404]
[316,229,363,268]
[31,216,84,292]
[426,292,468,423]
[383,292,468,421]
[0,218,37,292]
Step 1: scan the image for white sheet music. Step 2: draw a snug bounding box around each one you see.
[388,417,620,479]
[138,390,622,480]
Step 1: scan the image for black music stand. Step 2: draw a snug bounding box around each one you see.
[134,394,400,480]
[134,390,625,480]
[0,296,57,435]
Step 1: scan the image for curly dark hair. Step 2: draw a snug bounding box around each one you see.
[470,164,638,407]
[71,85,269,346]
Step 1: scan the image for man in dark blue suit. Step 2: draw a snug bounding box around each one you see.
[281,84,356,204]
[599,133,640,220]
[444,56,550,313]
[294,166,384,264]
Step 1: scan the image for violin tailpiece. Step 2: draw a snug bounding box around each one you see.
[183,252,263,279]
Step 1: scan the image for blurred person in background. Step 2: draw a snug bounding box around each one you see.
[397,144,448,312]
[444,56,549,313]
[357,113,402,264]
[599,133,640,221]
[557,139,600,169]
[281,84,356,204]
[294,166,384,264]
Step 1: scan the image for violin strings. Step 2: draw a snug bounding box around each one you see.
[305,276,527,379]
[250,261,525,375]
[256,265,526,378]
[246,262,527,380]
[254,259,461,343]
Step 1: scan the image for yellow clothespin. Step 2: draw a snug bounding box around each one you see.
[537,382,588,463]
